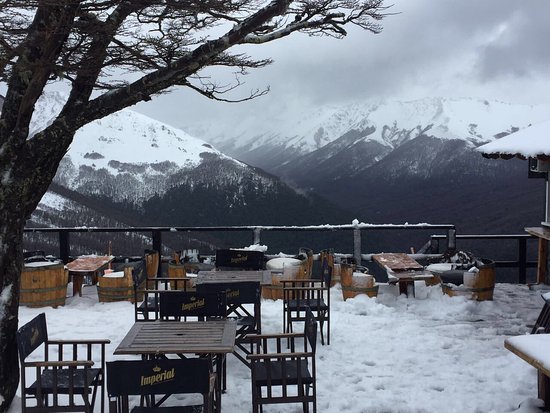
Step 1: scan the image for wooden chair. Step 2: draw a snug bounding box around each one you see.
[215,249,264,270]
[247,307,318,413]
[159,290,227,321]
[133,276,191,321]
[17,313,110,413]
[282,262,331,345]
[531,294,550,334]
[107,358,216,413]
[197,281,261,366]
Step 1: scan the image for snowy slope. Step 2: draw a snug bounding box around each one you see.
[31,92,245,205]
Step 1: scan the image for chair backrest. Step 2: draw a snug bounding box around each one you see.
[532,294,550,334]
[159,291,227,319]
[196,281,260,306]
[17,313,48,362]
[304,307,317,353]
[215,249,264,270]
[107,358,212,397]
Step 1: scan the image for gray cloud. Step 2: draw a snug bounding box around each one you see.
[135,0,550,132]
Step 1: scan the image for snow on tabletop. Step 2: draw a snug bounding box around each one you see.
[101,271,124,278]
[24,260,61,268]
[265,257,302,270]
[506,334,550,372]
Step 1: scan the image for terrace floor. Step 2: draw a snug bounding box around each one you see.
[12,281,549,413]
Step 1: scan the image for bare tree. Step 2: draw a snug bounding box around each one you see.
[0,0,387,410]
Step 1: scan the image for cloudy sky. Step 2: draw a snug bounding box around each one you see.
[134,0,550,135]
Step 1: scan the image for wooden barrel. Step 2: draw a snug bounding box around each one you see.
[20,262,68,308]
[442,259,496,301]
[264,258,303,299]
[342,272,378,300]
[340,263,354,287]
[168,262,189,290]
[97,268,135,303]
[145,250,159,278]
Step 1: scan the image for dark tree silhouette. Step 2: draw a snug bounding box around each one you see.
[0,1,387,409]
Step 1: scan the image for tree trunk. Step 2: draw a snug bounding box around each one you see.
[0,214,25,413]
[0,123,76,412]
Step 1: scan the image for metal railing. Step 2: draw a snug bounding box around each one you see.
[24,223,539,283]
[430,233,537,283]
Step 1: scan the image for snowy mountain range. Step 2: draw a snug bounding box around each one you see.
[204,97,550,175]
[23,92,550,256]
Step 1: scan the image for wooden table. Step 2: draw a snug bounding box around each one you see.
[114,320,237,411]
[66,255,114,297]
[505,334,550,410]
[196,270,272,286]
[372,253,432,296]
[526,227,550,285]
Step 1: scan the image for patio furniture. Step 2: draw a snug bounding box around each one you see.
[114,319,237,412]
[282,267,330,345]
[66,255,114,297]
[531,293,550,334]
[159,290,227,321]
[505,334,550,410]
[197,281,262,366]
[17,313,110,413]
[247,307,318,413]
[133,277,191,321]
[215,249,264,271]
[107,358,216,413]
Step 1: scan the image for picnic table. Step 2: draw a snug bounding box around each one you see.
[505,334,550,409]
[372,253,436,297]
[66,255,114,297]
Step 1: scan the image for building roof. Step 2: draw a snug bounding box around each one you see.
[477,119,550,160]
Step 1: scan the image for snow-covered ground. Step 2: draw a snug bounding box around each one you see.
[10,281,550,413]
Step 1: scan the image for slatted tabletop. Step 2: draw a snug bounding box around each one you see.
[372,253,424,272]
[114,320,237,355]
[196,270,272,286]
[66,255,114,272]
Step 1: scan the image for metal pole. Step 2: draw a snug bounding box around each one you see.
[447,228,456,251]
[353,228,362,266]
[253,228,261,245]
[59,230,70,263]
[519,237,527,284]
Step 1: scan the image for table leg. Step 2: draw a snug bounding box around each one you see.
[71,274,84,297]
[398,280,415,297]
[538,370,550,411]
[537,238,549,285]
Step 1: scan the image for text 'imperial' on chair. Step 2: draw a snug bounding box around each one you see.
[17,313,110,413]
[107,358,216,413]
[247,307,318,413]
[214,249,265,271]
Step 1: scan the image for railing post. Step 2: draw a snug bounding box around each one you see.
[519,237,527,284]
[59,230,70,263]
[446,228,456,251]
[430,236,440,254]
[152,229,162,275]
[253,228,261,245]
[353,228,362,266]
